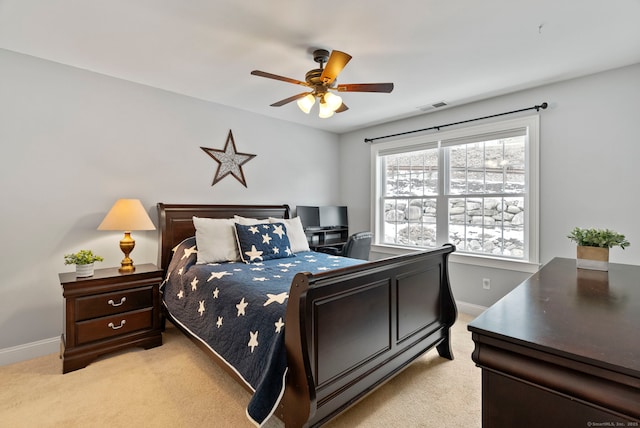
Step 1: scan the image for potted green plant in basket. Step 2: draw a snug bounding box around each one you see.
[567,227,630,271]
[64,250,104,277]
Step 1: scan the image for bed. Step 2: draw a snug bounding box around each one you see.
[157,203,457,427]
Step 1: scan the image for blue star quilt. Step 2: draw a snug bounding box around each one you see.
[161,237,365,426]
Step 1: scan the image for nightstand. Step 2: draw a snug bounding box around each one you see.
[59,263,163,373]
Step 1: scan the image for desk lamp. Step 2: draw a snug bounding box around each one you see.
[97,199,155,273]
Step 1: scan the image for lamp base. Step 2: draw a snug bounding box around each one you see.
[119,232,136,274]
[118,262,135,274]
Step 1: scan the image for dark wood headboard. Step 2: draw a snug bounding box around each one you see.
[157,203,291,273]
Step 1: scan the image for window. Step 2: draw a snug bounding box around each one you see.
[372,115,539,270]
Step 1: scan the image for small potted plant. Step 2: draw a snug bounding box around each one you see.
[567,227,630,271]
[64,250,104,277]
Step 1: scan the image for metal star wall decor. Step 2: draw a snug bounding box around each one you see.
[201,130,256,187]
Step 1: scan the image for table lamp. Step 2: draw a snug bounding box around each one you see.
[97,199,156,273]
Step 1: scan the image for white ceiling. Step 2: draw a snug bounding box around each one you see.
[1,0,639,134]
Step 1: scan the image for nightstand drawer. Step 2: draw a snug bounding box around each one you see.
[76,308,153,345]
[75,286,153,321]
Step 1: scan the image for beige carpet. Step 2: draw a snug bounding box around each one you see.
[0,313,480,428]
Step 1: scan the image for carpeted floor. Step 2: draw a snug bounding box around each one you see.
[0,313,480,428]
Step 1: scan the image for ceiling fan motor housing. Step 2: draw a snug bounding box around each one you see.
[305,69,327,87]
[313,49,330,64]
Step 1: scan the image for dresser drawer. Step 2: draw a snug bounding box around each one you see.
[76,308,153,345]
[75,286,153,321]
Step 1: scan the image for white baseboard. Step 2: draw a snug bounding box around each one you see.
[0,336,60,367]
[456,300,487,317]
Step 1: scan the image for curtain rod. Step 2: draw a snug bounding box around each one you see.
[364,102,548,143]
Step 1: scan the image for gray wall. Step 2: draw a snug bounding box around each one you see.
[339,62,640,309]
[0,49,341,357]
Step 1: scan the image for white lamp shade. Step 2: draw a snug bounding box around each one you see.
[323,92,343,111]
[318,100,334,118]
[97,199,156,231]
[296,93,315,114]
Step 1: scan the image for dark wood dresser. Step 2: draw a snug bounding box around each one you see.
[468,257,640,427]
[60,263,163,373]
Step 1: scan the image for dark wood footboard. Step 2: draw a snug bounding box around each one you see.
[279,244,456,427]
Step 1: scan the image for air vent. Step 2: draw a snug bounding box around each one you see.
[417,101,448,112]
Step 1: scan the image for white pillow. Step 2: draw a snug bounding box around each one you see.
[269,216,310,253]
[234,215,270,225]
[193,217,240,263]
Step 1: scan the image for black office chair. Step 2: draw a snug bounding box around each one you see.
[319,231,373,260]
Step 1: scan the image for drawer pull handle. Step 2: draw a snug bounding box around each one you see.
[108,297,127,307]
[108,320,126,330]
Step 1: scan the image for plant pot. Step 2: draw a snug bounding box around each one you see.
[76,263,95,277]
[576,246,609,271]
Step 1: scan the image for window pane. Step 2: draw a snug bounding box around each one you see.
[382,199,404,243]
[449,145,467,195]
[447,137,526,195]
[504,138,525,193]
[466,143,485,194]
[484,139,505,193]
[382,198,437,248]
[383,149,438,197]
[448,196,525,258]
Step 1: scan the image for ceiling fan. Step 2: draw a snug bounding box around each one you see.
[251,49,394,118]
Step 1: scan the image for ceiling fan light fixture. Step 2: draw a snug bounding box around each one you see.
[323,92,343,112]
[297,93,316,114]
[318,100,334,118]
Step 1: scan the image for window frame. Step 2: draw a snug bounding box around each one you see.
[370,115,540,273]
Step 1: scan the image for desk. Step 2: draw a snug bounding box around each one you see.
[305,226,348,251]
[468,258,640,427]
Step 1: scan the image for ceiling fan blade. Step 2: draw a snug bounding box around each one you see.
[336,83,394,93]
[335,102,349,113]
[320,50,352,84]
[251,70,309,87]
[270,92,311,107]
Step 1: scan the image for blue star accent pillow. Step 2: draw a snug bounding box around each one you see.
[234,222,295,263]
